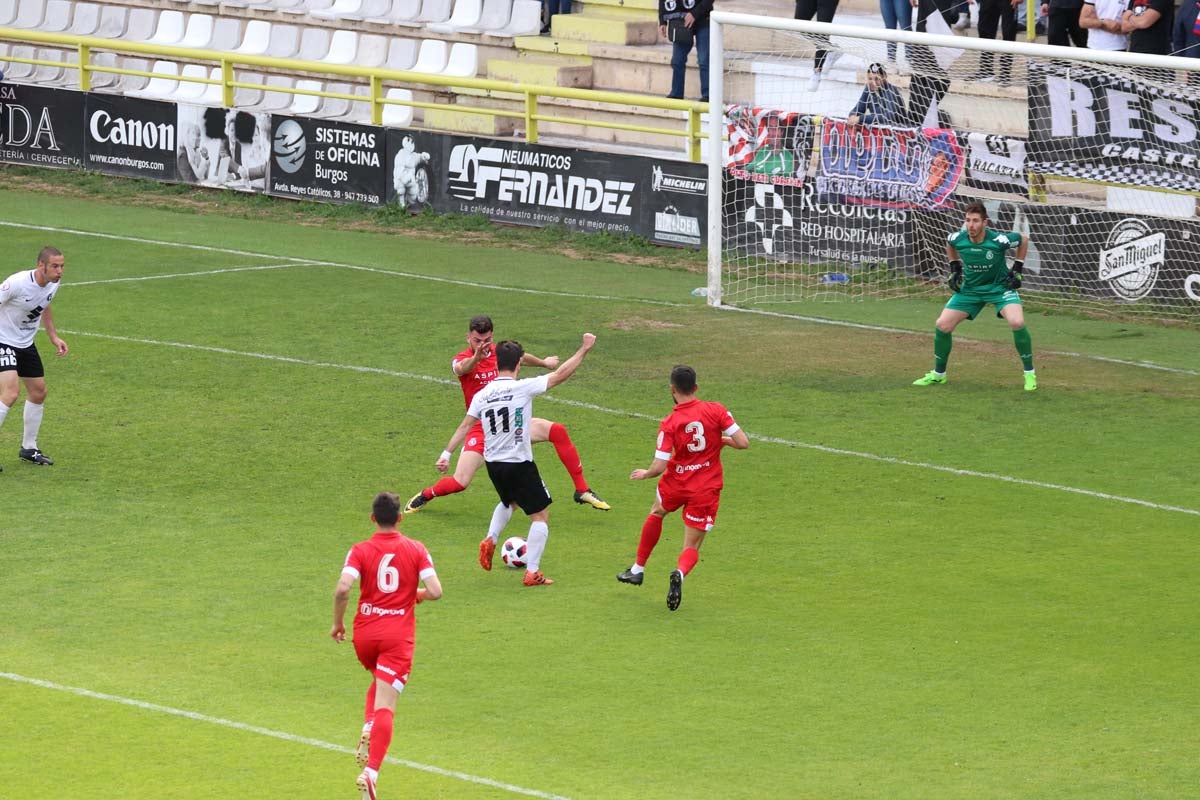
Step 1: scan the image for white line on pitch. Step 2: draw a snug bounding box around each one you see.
[71,264,306,286]
[62,330,1200,518]
[4,219,1196,376]
[0,672,572,800]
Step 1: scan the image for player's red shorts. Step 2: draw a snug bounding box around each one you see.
[462,420,485,456]
[353,637,414,692]
[657,484,721,531]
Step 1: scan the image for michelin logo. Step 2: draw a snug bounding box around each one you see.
[448,144,634,215]
[652,164,706,195]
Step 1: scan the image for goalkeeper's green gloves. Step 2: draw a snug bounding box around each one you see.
[947,259,964,293]
[1003,259,1024,290]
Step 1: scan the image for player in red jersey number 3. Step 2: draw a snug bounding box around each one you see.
[617,365,750,611]
[331,492,442,800]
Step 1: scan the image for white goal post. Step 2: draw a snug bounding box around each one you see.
[705,12,1200,325]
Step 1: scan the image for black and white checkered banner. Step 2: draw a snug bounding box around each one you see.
[1027,61,1200,192]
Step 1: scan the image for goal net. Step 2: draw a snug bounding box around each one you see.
[706,11,1200,325]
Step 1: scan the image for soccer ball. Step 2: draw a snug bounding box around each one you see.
[501,536,527,569]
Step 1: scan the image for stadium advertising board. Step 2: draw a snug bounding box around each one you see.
[0,83,84,170]
[176,104,270,192]
[816,119,964,209]
[721,178,914,267]
[383,129,439,212]
[724,107,815,187]
[961,132,1028,195]
[1027,62,1200,192]
[914,199,1200,307]
[85,94,177,182]
[268,115,384,205]
[430,135,706,246]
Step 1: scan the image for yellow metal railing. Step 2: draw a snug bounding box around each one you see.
[0,26,710,161]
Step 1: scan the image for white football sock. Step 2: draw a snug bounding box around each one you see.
[22,400,44,450]
[630,564,645,575]
[524,521,549,573]
[0,401,10,429]
[486,502,513,542]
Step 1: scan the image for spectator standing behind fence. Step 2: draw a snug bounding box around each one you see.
[660,0,713,102]
[848,63,906,126]
[1122,0,1174,56]
[1080,0,1129,51]
[798,0,843,91]
[1173,0,1200,84]
[879,0,913,65]
[971,0,1020,84]
[1043,0,1089,46]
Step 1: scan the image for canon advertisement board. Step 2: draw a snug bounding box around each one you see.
[0,83,84,170]
[84,94,177,182]
[176,104,270,192]
[429,135,707,247]
[268,115,385,205]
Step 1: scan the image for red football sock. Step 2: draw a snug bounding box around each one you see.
[548,423,589,493]
[363,682,377,724]
[429,477,464,498]
[636,515,663,567]
[678,546,700,576]
[366,708,394,771]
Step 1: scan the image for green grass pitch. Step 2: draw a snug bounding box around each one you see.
[0,188,1197,800]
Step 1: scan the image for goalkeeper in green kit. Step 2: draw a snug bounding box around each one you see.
[913,202,1037,391]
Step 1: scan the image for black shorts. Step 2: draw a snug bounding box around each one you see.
[0,342,43,378]
[485,460,552,516]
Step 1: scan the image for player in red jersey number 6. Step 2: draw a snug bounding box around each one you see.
[617,365,750,611]
[331,492,442,800]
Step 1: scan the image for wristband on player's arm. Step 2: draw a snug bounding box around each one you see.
[440,449,453,462]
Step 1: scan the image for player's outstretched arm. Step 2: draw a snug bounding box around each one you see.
[438,414,478,472]
[521,352,560,370]
[723,429,750,449]
[416,574,443,604]
[631,458,668,481]
[546,333,596,390]
[330,572,356,642]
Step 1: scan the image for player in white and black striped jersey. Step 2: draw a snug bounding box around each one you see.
[437,333,597,587]
[0,246,69,471]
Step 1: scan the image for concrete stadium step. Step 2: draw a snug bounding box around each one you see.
[547,10,658,44]
[573,0,658,19]
[485,54,593,88]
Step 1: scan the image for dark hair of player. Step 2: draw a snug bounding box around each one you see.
[468,315,494,334]
[373,492,401,526]
[37,246,62,265]
[671,365,697,394]
[495,340,524,371]
[964,201,988,220]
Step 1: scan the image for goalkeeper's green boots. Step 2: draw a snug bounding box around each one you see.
[912,371,947,386]
[1024,372,1038,392]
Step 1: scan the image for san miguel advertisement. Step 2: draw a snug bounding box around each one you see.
[85,94,177,181]
[0,83,84,170]
[1027,61,1200,192]
[429,135,707,247]
[816,119,964,209]
[268,115,385,205]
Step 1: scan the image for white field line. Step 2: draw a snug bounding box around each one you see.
[0,672,571,800]
[71,264,305,286]
[4,219,1198,375]
[64,330,1200,518]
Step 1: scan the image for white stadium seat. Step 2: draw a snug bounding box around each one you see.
[208,17,244,51]
[409,39,447,74]
[442,42,477,77]
[426,0,480,33]
[373,0,422,25]
[357,33,389,67]
[296,27,332,60]
[95,6,129,39]
[385,37,418,70]
[310,0,362,20]
[234,20,272,56]
[129,60,181,99]
[146,10,186,45]
[172,64,213,102]
[322,30,358,65]
[11,0,47,30]
[415,0,451,24]
[120,8,159,41]
[491,0,539,38]
[381,87,413,127]
[458,0,511,34]
[178,14,216,49]
[287,79,324,116]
